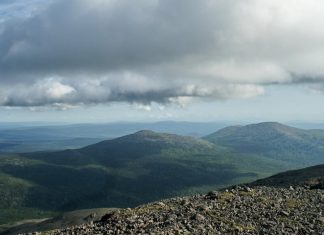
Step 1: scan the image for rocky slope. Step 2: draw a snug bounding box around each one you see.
[34,186,323,235]
[0,208,116,235]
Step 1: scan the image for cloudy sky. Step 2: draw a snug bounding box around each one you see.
[0,0,324,123]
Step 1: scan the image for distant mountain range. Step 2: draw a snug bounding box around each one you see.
[0,121,228,153]
[1,121,324,153]
[0,122,323,225]
[204,122,324,165]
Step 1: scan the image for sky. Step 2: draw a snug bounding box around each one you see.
[0,0,324,123]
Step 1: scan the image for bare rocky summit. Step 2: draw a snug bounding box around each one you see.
[32,186,323,235]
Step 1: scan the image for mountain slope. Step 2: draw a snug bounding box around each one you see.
[248,164,324,189]
[1,130,277,224]
[4,165,324,235]
[45,187,323,235]
[204,122,324,165]
[0,208,116,235]
[22,130,215,167]
[18,165,324,235]
[2,125,323,225]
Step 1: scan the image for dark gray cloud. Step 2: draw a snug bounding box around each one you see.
[0,0,323,107]
[0,0,214,73]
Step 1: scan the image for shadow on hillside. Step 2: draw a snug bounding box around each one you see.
[0,160,257,212]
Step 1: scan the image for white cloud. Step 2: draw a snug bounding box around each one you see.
[42,78,75,99]
[0,75,264,107]
[1,78,75,106]
[134,104,152,112]
[0,0,323,107]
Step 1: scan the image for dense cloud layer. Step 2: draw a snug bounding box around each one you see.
[0,0,324,107]
[0,76,264,107]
